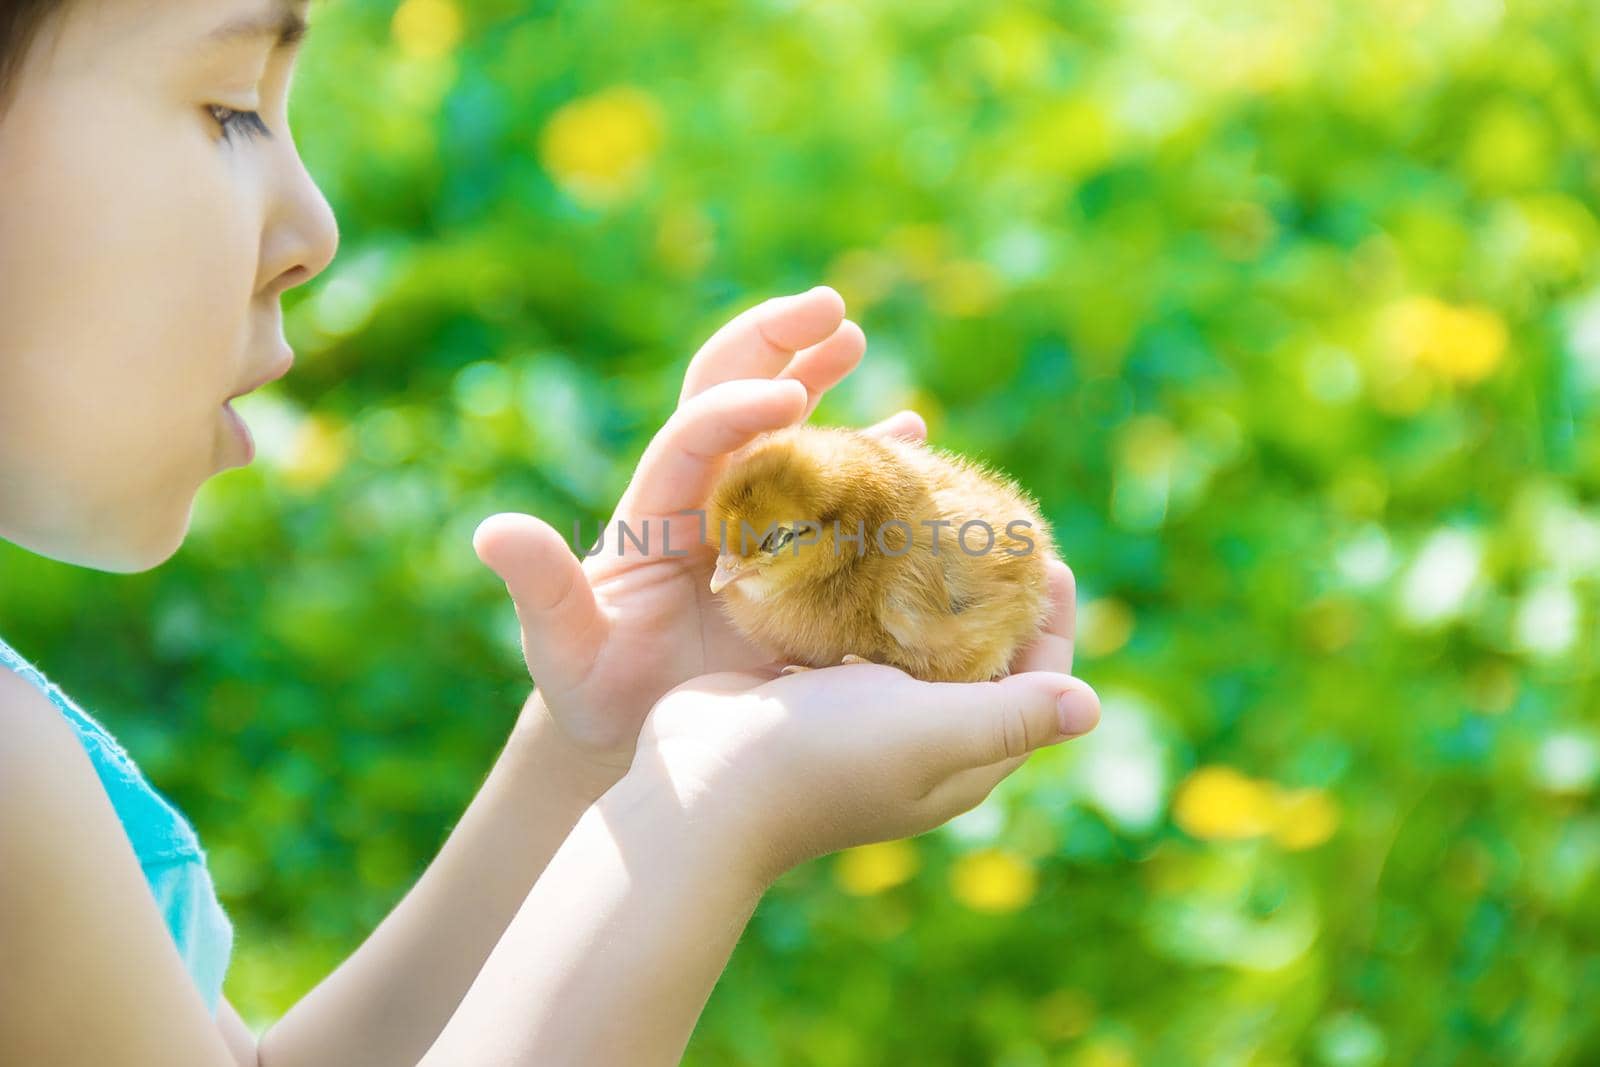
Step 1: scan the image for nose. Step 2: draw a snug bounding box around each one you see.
[259,130,340,297]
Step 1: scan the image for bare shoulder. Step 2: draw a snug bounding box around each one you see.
[0,663,121,863]
[0,663,84,790]
[0,666,238,1067]
[0,664,117,830]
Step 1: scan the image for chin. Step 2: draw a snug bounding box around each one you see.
[731,575,776,602]
[1,446,202,573]
[82,523,187,574]
[1,522,181,574]
[77,488,196,574]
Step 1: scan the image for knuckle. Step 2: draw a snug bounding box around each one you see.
[682,383,729,416]
[994,698,1032,761]
[750,298,786,331]
[649,407,691,450]
[657,402,721,456]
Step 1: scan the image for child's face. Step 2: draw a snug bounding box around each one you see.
[0,0,337,572]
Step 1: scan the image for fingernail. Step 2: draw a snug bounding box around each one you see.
[1057,688,1098,736]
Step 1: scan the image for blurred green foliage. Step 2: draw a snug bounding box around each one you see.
[3,0,1599,1062]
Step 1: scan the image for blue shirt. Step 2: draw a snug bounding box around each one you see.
[0,633,233,1015]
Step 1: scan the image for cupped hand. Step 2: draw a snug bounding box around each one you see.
[622,554,1096,887]
[472,286,928,773]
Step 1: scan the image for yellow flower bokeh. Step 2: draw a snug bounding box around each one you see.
[950,848,1037,913]
[1272,788,1341,851]
[539,87,665,207]
[1077,597,1135,659]
[1382,296,1509,385]
[834,840,920,896]
[390,0,463,61]
[1173,765,1341,849]
[1172,766,1280,840]
[281,414,352,492]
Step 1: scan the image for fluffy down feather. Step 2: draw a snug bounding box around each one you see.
[704,425,1054,682]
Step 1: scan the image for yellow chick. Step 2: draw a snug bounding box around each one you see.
[704,424,1055,682]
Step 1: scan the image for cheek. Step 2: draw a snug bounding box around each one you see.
[734,573,779,601]
[0,84,260,494]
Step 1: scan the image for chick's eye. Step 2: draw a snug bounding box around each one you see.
[209,104,272,143]
[762,528,796,553]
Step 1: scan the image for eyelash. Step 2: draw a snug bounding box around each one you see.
[209,104,272,144]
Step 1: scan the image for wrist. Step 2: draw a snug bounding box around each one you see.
[603,757,781,901]
[508,689,630,802]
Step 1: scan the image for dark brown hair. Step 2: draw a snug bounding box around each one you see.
[0,0,67,114]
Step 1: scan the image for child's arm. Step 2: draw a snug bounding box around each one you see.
[420,564,1092,1065]
[0,558,1082,1067]
[0,669,241,1067]
[251,687,619,1066]
[0,287,906,1067]
[415,741,771,1067]
[0,667,611,1067]
[256,287,892,1066]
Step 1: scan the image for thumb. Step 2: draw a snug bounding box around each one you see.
[473,512,608,691]
[915,672,1100,775]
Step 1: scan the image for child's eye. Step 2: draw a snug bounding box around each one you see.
[208,104,272,144]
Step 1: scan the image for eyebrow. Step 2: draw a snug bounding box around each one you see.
[205,2,311,49]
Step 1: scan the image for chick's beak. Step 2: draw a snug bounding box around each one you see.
[709,554,751,595]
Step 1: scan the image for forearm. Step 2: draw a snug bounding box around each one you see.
[258,689,625,1067]
[419,764,769,1067]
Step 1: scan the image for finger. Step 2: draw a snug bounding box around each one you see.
[859,409,928,443]
[776,319,865,421]
[680,286,848,402]
[1012,559,1076,675]
[900,672,1100,778]
[473,512,610,691]
[618,378,809,518]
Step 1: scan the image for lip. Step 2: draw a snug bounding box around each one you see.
[227,351,294,400]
